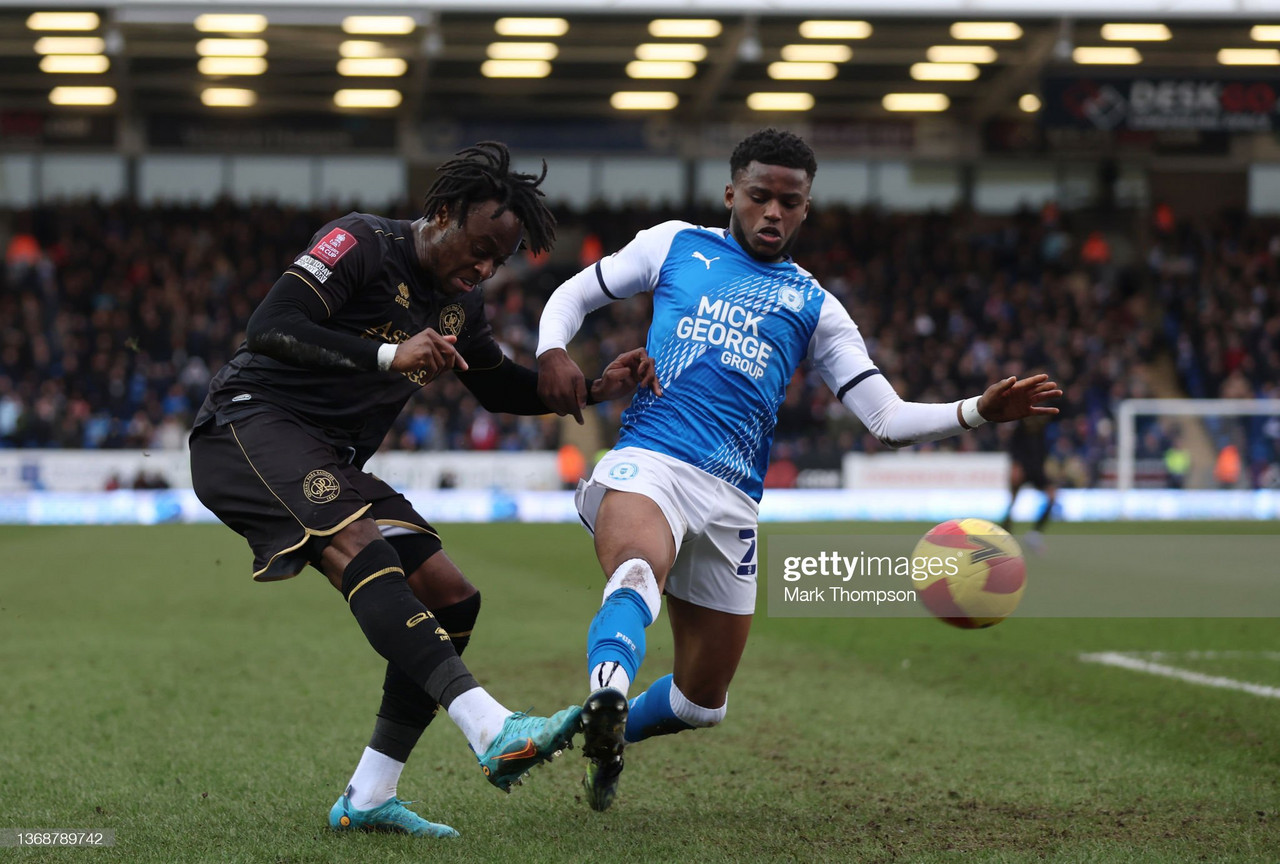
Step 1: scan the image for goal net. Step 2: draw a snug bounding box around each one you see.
[1115,399,1280,491]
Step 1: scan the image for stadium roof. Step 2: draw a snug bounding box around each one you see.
[1,2,1277,128]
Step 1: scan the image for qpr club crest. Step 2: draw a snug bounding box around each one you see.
[303,469,341,504]
[439,304,465,336]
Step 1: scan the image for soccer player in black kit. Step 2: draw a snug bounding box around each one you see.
[190,142,657,839]
[999,414,1057,551]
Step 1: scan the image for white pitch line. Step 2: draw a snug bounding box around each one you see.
[1078,652,1280,700]
[1148,650,1280,662]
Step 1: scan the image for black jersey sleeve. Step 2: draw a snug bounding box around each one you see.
[245,216,383,371]
[245,272,380,371]
[452,292,502,371]
[455,355,550,415]
[446,286,548,412]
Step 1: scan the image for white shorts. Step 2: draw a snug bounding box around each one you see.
[575,447,760,616]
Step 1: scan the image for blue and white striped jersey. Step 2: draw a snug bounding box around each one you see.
[545,220,880,501]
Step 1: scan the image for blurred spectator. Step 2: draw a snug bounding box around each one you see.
[1163,438,1190,489]
[1214,442,1242,489]
[1080,230,1112,266]
[557,444,587,490]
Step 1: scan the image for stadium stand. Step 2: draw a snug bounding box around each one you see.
[2,199,1277,487]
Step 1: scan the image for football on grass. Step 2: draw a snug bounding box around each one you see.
[911,518,1026,628]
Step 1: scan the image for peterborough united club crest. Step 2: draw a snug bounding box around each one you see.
[608,462,639,481]
[303,469,341,504]
[439,304,465,336]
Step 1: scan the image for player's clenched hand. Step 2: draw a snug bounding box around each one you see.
[537,347,588,424]
[591,348,663,404]
[390,328,469,379]
[976,374,1062,423]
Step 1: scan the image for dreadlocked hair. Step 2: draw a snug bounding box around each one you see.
[729,128,817,182]
[422,141,557,254]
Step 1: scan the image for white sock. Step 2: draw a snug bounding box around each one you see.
[669,681,728,727]
[345,747,404,810]
[447,687,512,753]
[589,662,632,697]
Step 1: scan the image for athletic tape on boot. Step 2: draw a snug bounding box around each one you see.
[603,558,661,625]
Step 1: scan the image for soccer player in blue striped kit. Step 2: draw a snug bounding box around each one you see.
[536,128,1061,811]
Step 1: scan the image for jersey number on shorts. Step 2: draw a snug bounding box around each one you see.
[737,528,757,576]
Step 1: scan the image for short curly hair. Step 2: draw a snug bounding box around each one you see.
[729,128,817,182]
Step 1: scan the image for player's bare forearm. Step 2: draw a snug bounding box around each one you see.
[537,347,588,424]
[975,374,1062,423]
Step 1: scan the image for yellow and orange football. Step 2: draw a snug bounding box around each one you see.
[910,517,1026,628]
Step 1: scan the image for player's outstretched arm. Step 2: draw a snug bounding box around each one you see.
[536,227,667,422]
[973,374,1062,424]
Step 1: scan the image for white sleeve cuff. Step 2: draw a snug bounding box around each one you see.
[376,342,398,372]
[960,396,987,429]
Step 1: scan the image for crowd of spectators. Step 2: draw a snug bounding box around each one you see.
[2,196,1277,488]
[1147,208,1280,486]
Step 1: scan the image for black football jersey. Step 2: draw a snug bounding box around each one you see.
[196,212,503,464]
[1010,414,1051,463]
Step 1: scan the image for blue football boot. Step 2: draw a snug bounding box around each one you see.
[475,706,582,791]
[329,794,459,838]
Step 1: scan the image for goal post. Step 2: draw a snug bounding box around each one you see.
[1116,399,1280,492]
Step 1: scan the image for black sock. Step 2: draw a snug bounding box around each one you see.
[369,592,482,761]
[341,540,479,711]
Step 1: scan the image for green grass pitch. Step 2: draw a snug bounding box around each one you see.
[2,522,1277,863]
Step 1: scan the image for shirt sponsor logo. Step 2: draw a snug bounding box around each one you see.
[676,295,775,380]
[310,227,358,266]
[293,254,333,283]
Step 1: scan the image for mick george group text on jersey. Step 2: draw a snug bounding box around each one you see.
[674,294,785,380]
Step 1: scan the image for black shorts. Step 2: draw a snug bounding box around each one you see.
[190,410,440,581]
